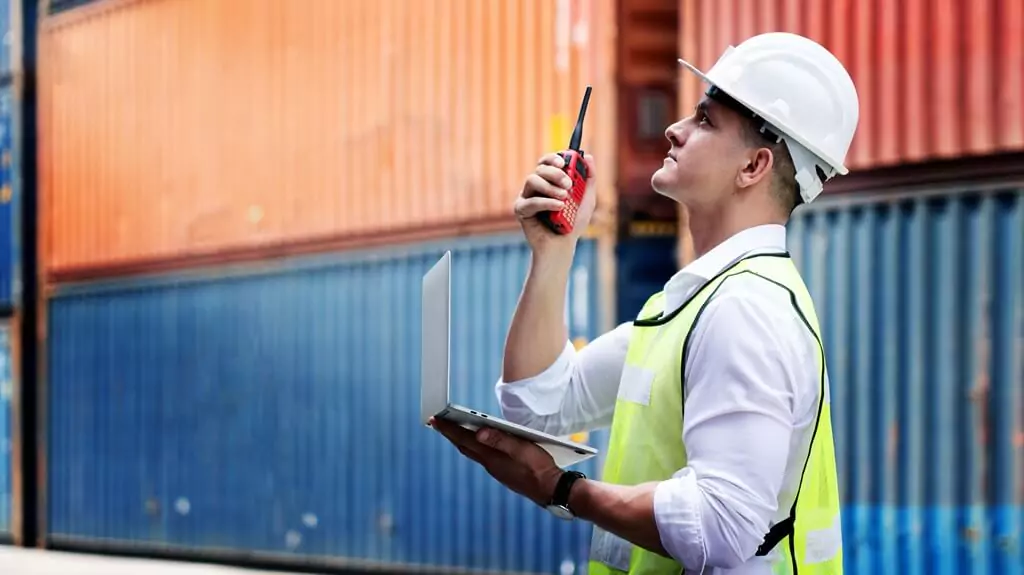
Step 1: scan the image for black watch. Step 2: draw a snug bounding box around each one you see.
[545,470,586,520]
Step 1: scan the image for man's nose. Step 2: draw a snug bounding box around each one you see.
[665,122,687,148]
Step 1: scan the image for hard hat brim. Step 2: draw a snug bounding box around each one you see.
[677,58,850,176]
[677,58,714,90]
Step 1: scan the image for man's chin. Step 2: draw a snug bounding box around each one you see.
[650,171,678,199]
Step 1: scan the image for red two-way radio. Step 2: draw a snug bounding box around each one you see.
[539,86,593,235]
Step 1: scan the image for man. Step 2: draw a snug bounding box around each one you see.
[431,32,859,574]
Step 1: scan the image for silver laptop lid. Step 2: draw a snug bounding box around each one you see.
[420,251,452,424]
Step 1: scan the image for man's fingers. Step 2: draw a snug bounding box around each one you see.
[522,173,568,200]
[456,443,486,463]
[432,418,476,443]
[476,428,525,459]
[534,165,573,190]
[432,418,503,462]
[515,197,565,219]
[537,153,565,169]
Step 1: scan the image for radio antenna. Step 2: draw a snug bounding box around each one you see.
[568,85,593,151]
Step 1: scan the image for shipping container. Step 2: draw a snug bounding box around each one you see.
[48,0,101,15]
[0,321,12,537]
[0,2,16,312]
[0,0,18,533]
[44,233,609,573]
[613,221,677,324]
[37,0,619,281]
[677,0,1024,172]
[614,0,679,202]
[787,185,1024,574]
[0,0,10,78]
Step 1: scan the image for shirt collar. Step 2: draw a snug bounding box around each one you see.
[662,224,788,312]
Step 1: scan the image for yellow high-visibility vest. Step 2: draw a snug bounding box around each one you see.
[588,253,843,574]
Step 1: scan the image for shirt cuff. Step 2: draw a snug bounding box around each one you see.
[493,340,576,416]
[653,468,707,571]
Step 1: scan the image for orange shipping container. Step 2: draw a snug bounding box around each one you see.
[677,0,1024,172]
[614,0,680,203]
[39,0,618,280]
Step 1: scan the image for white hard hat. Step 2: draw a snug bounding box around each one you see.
[679,32,860,204]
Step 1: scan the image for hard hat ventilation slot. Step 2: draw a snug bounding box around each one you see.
[758,124,782,144]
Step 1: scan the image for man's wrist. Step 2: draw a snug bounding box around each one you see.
[565,475,591,518]
[541,468,566,505]
[530,244,576,273]
[543,469,588,520]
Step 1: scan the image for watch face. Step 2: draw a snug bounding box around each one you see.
[546,505,574,521]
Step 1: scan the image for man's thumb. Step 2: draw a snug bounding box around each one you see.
[583,153,596,181]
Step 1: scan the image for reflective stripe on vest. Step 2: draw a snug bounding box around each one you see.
[588,253,843,575]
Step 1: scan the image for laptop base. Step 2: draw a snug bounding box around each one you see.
[435,404,597,469]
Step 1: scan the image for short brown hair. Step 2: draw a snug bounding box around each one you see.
[739,118,800,214]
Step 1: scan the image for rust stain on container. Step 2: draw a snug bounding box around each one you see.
[677,0,1024,172]
[38,0,617,279]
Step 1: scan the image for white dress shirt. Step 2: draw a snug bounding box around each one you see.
[494,224,830,574]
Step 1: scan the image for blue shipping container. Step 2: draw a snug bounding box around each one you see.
[0,0,9,77]
[0,82,15,311]
[0,321,11,535]
[48,0,100,15]
[614,235,677,325]
[788,185,1024,575]
[46,233,607,574]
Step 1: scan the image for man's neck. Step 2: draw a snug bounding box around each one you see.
[686,204,785,259]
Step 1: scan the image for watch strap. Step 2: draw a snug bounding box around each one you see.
[551,470,586,508]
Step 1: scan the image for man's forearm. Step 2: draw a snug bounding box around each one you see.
[502,247,576,382]
[568,479,670,558]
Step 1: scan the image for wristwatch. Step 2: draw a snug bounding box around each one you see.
[545,470,586,520]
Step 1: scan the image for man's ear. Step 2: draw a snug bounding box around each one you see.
[737,147,774,190]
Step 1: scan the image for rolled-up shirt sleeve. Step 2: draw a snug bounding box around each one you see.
[494,321,633,437]
[652,277,820,570]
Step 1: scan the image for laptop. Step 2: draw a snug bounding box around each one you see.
[420,250,598,469]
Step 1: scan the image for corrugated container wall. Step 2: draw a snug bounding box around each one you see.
[37,0,618,281]
[0,0,16,311]
[0,86,14,312]
[45,234,609,573]
[677,0,1024,171]
[0,0,19,539]
[787,186,1024,574]
[48,0,100,13]
[0,0,11,77]
[614,229,677,323]
[0,322,12,536]
[614,0,680,211]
